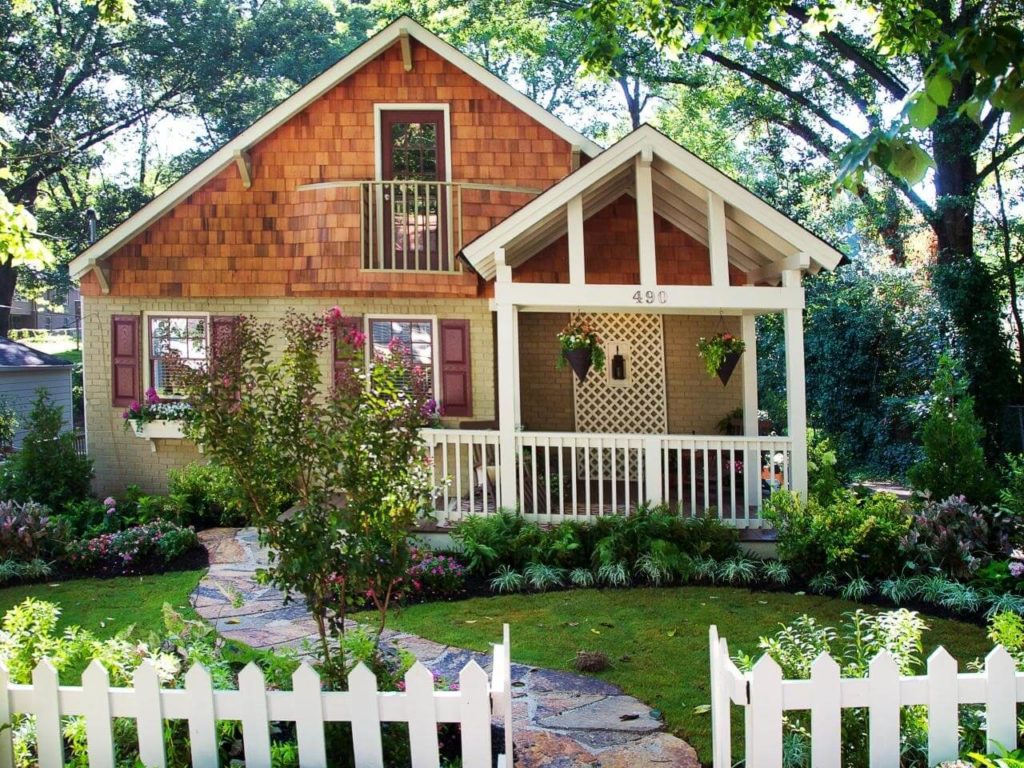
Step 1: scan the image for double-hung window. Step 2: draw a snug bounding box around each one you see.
[368,318,435,394]
[148,315,208,398]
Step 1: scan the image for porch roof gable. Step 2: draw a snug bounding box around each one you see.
[460,124,846,282]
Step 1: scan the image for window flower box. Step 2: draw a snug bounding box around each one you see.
[127,419,187,440]
[123,388,195,451]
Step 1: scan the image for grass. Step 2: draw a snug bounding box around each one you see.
[0,569,204,639]
[18,333,81,359]
[378,587,993,762]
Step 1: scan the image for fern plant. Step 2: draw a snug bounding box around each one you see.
[489,565,525,594]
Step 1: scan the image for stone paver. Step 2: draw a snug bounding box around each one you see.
[192,528,699,768]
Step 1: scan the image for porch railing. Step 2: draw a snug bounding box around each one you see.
[422,428,791,526]
[360,181,462,272]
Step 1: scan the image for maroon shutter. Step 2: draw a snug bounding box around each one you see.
[439,320,472,417]
[209,315,239,358]
[111,315,141,406]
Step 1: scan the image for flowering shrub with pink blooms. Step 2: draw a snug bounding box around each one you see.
[65,520,198,576]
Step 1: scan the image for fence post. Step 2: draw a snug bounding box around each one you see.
[927,648,959,764]
[868,652,901,768]
[82,661,115,768]
[810,653,841,768]
[503,623,514,765]
[293,663,327,768]
[0,664,13,768]
[644,436,663,505]
[238,663,272,768]
[708,626,732,768]
[460,661,492,768]
[985,647,1018,753]
[746,655,783,768]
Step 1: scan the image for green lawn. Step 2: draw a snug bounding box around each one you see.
[19,334,81,360]
[380,587,993,762]
[0,569,204,639]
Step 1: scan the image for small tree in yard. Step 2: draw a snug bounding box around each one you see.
[908,355,993,504]
[175,309,435,685]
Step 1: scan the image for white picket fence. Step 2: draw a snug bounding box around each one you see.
[709,625,1024,768]
[0,625,513,768]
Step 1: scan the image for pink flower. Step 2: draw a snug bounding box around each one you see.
[326,306,343,322]
[103,497,116,507]
[129,400,140,412]
[1010,561,1024,578]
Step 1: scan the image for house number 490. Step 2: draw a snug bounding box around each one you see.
[632,290,668,305]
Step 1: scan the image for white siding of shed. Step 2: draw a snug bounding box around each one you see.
[0,369,73,448]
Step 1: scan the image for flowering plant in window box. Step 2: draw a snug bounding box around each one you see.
[122,388,193,435]
[697,332,745,384]
[556,317,605,382]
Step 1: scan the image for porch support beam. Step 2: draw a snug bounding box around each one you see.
[747,253,810,285]
[495,282,804,312]
[495,300,519,510]
[635,148,657,286]
[708,191,730,287]
[568,194,585,286]
[741,313,760,509]
[782,269,809,498]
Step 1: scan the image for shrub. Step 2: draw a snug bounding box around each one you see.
[901,495,994,579]
[972,553,1024,595]
[764,489,910,580]
[452,511,542,575]
[0,396,18,451]
[65,520,198,576]
[807,428,847,504]
[166,462,254,528]
[60,496,117,538]
[996,454,1024,546]
[908,355,993,504]
[0,500,61,561]
[403,550,466,600]
[987,611,1024,666]
[0,389,92,513]
[673,512,740,560]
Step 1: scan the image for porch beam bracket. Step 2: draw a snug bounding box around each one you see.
[635,147,657,286]
[92,264,110,294]
[233,150,253,189]
[571,145,582,171]
[708,192,730,287]
[748,253,810,285]
[568,195,585,286]
[494,247,511,283]
[399,29,414,72]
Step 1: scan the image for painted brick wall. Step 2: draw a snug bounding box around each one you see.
[80,40,574,301]
[663,315,743,434]
[517,312,575,431]
[512,195,745,285]
[83,295,494,495]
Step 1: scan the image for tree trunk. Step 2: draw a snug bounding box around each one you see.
[929,108,1020,449]
[0,260,17,338]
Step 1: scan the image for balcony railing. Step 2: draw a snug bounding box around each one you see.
[360,180,463,273]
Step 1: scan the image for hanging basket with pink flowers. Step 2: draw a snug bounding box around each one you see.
[697,332,746,385]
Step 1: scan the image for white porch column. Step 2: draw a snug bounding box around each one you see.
[782,269,808,498]
[495,248,519,510]
[741,313,760,504]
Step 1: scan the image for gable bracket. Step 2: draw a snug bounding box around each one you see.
[748,253,811,285]
[399,29,414,72]
[233,150,253,189]
[92,264,111,294]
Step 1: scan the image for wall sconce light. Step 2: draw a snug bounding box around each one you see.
[611,344,626,380]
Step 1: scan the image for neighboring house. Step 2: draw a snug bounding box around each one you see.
[68,17,842,528]
[11,287,83,338]
[0,338,73,449]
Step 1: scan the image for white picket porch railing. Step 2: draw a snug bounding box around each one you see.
[422,428,791,526]
[708,625,1024,768]
[0,626,513,768]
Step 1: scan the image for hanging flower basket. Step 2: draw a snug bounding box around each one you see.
[557,317,605,383]
[697,332,746,386]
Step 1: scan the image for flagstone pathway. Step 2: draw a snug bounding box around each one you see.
[192,528,699,767]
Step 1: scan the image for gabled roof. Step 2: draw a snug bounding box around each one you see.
[461,124,845,282]
[0,338,74,369]
[68,16,602,281]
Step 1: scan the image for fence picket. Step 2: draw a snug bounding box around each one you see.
[459,661,492,768]
[82,660,115,768]
[746,655,782,768]
[985,646,1017,753]
[238,663,272,768]
[32,661,63,768]
[708,627,731,768]
[868,652,901,768]
[293,663,327,768]
[133,659,167,768]
[926,648,959,764]
[185,663,219,766]
[405,663,441,768]
[349,663,385,767]
[810,653,841,768]
[0,664,12,768]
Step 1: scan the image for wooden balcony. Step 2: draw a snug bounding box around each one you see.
[360,180,463,272]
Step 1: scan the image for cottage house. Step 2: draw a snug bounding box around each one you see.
[69,17,843,527]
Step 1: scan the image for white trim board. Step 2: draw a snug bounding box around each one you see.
[69,16,601,281]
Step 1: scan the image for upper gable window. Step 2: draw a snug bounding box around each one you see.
[380,110,447,183]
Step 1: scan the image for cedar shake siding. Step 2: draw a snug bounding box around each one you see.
[80,41,574,301]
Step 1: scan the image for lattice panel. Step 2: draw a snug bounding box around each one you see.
[574,313,667,476]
